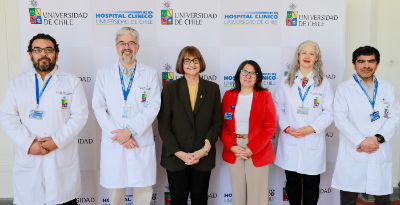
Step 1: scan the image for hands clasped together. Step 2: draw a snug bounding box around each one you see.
[230,146,253,160]
[28,137,58,155]
[175,142,211,165]
[357,137,379,154]
[111,128,139,149]
[286,126,316,138]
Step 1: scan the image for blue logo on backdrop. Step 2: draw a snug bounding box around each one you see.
[102,195,132,205]
[95,11,154,25]
[269,189,275,201]
[224,193,232,203]
[262,73,277,87]
[224,75,235,87]
[224,12,278,26]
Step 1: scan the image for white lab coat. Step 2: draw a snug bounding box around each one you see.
[93,62,160,188]
[331,76,400,195]
[0,66,89,205]
[274,71,334,175]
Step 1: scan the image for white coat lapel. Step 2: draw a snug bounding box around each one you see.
[131,62,144,84]
[294,71,303,88]
[350,76,373,109]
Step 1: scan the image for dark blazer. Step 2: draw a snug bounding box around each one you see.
[220,89,276,167]
[158,77,223,172]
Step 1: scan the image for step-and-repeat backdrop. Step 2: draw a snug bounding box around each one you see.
[18,0,346,204]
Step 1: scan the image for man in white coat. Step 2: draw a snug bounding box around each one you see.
[0,33,89,205]
[332,46,400,205]
[92,27,160,205]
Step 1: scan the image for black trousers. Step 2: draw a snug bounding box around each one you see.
[285,170,320,205]
[167,166,212,205]
[59,198,78,205]
[341,190,390,205]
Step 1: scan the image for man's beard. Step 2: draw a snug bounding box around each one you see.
[32,56,56,71]
[358,68,375,79]
[120,49,136,63]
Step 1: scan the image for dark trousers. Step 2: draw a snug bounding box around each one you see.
[341,190,390,205]
[285,170,320,205]
[167,166,212,205]
[59,198,78,205]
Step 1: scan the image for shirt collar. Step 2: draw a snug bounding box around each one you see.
[118,61,137,75]
[355,73,377,87]
[296,70,314,79]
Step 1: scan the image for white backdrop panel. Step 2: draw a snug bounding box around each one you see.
[17,0,346,204]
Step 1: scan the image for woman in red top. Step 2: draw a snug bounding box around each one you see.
[220,60,276,205]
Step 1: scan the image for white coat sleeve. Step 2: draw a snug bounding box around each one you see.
[334,84,365,147]
[127,70,161,137]
[376,84,400,141]
[309,80,334,134]
[92,70,120,138]
[275,79,291,131]
[0,80,35,153]
[51,78,89,150]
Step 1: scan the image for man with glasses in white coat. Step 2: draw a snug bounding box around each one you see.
[332,46,400,205]
[92,27,161,205]
[0,33,88,205]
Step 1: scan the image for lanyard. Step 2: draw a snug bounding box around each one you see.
[35,75,52,108]
[118,64,137,104]
[352,74,378,111]
[298,85,311,107]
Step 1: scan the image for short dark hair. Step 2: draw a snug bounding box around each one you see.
[352,46,380,64]
[231,60,267,92]
[27,33,60,53]
[175,46,206,74]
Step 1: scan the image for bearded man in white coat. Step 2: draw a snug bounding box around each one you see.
[92,27,160,205]
[0,33,89,205]
[332,46,400,205]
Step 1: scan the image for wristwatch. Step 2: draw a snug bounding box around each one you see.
[375,134,385,144]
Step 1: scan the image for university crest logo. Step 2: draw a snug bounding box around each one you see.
[286,3,297,26]
[162,63,174,86]
[161,1,173,25]
[29,0,42,24]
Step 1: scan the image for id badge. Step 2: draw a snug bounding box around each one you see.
[224,112,233,120]
[29,109,44,120]
[297,106,309,115]
[370,111,380,122]
[121,104,130,118]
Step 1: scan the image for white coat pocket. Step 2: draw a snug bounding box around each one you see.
[305,133,321,150]
[379,142,392,163]
[281,131,298,146]
[15,148,38,168]
[56,142,77,167]
[345,140,367,162]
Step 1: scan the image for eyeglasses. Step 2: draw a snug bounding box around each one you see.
[183,58,200,65]
[31,47,55,54]
[240,70,257,78]
[117,42,138,47]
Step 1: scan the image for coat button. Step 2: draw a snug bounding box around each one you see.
[42,132,46,135]
[45,168,49,172]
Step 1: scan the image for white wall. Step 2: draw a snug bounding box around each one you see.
[0,0,399,198]
[0,0,20,198]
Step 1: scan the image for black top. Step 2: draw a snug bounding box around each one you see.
[158,76,223,172]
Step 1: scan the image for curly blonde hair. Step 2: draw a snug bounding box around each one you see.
[285,40,324,87]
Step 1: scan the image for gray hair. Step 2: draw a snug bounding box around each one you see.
[115,27,140,44]
[285,40,324,87]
